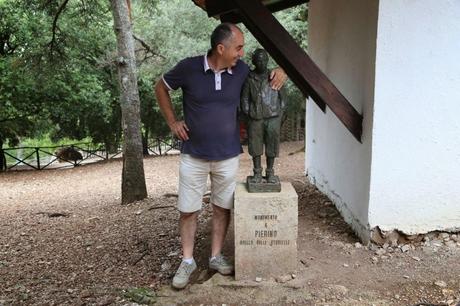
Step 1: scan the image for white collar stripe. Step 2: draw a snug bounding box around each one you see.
[203,54,233,91]
[203,55,233,75]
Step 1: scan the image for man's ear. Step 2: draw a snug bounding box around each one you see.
[217,44,225,56]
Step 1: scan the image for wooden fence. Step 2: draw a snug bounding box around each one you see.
[0,137,181,171]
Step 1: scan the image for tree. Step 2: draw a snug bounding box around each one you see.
[110,0,147,204]
[0,0,122,165]
[0,0,49,167]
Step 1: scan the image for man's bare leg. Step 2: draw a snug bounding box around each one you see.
[180,211,199,259]
[211,204,231,257]
[173,211,199,289]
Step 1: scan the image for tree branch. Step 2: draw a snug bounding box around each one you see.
[132,34,165,62]
[132,34,152,53]
[49,0,70,55]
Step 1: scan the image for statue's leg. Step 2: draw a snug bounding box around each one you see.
[266,155,275,169]
[266,157,277,183]
[252,156,263,183]
[248,119,264,183]
[265,117,281,183]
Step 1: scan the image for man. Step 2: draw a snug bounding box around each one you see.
[241,48,287,185]
[154,23,286,289]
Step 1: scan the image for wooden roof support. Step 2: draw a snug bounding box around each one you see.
[205,0,308,21]
[205,0,235,17]
[229,0,363,142]
[220,0,308,24]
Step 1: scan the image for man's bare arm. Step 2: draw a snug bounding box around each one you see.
[269,67,288,91]
[154,80,189,141]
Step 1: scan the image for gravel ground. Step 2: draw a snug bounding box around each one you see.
[0,141,459,306]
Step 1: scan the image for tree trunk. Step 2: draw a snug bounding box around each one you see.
[110,0,147,204]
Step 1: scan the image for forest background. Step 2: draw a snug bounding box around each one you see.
[0,0,307,157]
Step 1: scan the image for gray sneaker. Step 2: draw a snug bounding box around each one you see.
[209,254,234,275]
[172,260,197,289]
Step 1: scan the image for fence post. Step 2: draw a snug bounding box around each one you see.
[35,147,41,170]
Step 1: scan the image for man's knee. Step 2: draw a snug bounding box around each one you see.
[212,204,230,216]
[180,211,199,221]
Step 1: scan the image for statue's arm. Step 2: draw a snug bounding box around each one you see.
[279,86,288,111]
[240,80,250,115]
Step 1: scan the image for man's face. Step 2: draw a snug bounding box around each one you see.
[219,29,245,68]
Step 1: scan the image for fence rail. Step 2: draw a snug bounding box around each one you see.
[0,137,181,172]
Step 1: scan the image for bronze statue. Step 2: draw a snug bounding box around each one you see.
[241,49,287,192]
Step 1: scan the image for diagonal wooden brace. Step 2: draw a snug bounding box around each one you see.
[229,0,363,142]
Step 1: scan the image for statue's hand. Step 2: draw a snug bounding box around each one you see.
[169,120,189,141]
[269,67,287,91]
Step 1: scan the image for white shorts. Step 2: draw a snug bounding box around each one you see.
[178,154,240,213]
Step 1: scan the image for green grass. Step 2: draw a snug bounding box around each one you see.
[8,135,93,149]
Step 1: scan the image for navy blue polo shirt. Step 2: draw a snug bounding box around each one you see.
[163,55,250,160]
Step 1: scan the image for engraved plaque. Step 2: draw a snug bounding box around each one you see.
[234,182,298,280]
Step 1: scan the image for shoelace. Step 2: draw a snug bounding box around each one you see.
[176,262,194,276]
[212,255,230,265]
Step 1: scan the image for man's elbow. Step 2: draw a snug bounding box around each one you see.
[154,79,167,97]
[154,79,163,92]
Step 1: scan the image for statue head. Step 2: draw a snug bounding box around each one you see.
[252,48,269,72]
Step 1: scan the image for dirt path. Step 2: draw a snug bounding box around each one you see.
[0,141,459,306]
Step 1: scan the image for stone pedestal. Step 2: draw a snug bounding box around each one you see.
[234,182,298,280]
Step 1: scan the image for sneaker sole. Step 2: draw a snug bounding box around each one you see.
[209,265,233,275]
[172,266,197,289]
[172,279,188,289]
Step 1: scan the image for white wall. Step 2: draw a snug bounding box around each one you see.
[369,1,460,234]
[306,0,379,242]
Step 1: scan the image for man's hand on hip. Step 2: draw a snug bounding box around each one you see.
[269,68,288,91]
[169,120,189,141]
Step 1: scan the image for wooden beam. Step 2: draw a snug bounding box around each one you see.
[266,0,308,13]
[205,0,236,17]
[206,0,307,20]
[231,0,363,142]
[219,12,241,24]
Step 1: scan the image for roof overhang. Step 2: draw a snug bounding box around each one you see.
[193,0,308,23]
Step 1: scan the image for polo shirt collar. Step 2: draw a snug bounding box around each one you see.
[203,54,233,75]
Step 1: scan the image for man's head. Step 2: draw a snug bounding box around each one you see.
[210,23,244,67]
[252,48,269,72]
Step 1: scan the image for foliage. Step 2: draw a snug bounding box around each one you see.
[0,1,48,146]
[5,134,92,149]
[0,0,119,151]
[123,287,156,305]
[1,0,309,154]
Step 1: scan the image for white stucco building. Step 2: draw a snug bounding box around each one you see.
[306,0,460,243]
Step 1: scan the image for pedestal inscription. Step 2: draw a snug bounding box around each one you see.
[234,182,298,280]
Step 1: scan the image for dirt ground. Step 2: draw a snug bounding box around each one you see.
[1,141,459,306]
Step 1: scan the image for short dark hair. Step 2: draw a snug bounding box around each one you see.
[210,23,240,51]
